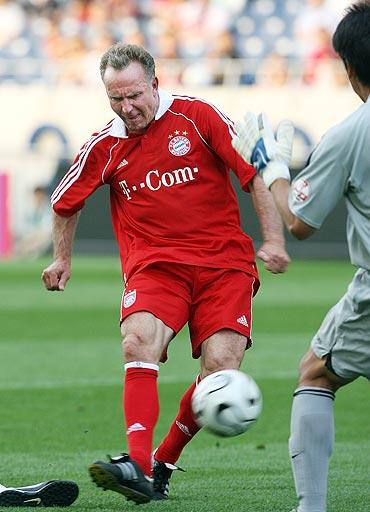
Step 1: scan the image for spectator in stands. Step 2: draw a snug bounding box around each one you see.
[207,29,238,85]
[181,29,238,86]
[0,0,26,51]
[255,51,290,87]
[14,186,52,259]
[294,0,339,59]
[0,0,352,86]
[303,26,339,86]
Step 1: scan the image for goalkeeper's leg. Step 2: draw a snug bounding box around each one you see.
[289,349,346,512]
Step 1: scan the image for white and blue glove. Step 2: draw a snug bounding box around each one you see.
[232,112,294,189]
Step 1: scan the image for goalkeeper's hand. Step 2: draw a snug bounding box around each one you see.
[232,112,294,189]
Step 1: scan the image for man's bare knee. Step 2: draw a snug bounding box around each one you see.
[201,330,247,377]
[122,332,148,362]
[298,349,343,392]
[202,353,238,376]
[120,312,174,364]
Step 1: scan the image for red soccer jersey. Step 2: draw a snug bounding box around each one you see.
[52,91,258,281]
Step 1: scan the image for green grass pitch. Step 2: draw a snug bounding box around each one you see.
[0,257,369,511]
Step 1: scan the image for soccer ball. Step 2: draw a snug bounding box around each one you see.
[191,369,262,437]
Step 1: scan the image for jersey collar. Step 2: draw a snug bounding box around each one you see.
[109,89,174,138]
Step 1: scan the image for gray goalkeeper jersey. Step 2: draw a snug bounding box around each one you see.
[289,96,370,270]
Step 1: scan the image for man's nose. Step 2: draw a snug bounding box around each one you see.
[121,98,133,115]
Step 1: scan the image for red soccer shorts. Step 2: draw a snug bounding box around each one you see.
[120,262,259,360]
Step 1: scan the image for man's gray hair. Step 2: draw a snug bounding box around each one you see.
[100,43,156,81]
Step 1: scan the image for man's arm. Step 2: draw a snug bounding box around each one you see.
[249,175,290,273]
[41,211,80,291]
[269,179,316,240]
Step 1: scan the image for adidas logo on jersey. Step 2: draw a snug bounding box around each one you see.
[117,158,128,169]
[127,422,146,434]
[236,315,249,327]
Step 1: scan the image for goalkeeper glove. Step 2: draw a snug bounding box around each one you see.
[233,112,294,189]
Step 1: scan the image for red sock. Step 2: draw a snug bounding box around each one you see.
[124,365,159,476]
[155,379,201,464]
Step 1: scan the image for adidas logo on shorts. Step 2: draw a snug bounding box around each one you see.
[236,315,249,327]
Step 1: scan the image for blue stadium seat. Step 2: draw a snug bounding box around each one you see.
[233,0,300,59]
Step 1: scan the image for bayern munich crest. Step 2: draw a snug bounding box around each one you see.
[168,135,191,156]
[123,289,136,308]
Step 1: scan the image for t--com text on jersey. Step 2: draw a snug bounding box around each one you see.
[119,166,199,200]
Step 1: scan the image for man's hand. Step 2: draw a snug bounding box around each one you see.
[257,241,290,274]
[233,112,294,189]
[42,211,79,291]
[41,259,71,291]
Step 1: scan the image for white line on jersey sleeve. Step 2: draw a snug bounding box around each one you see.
[51,124,113,206]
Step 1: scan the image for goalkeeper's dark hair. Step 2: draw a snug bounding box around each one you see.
[100,43,155,82]
[333,0,370,86]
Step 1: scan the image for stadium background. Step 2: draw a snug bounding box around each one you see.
[0,0,359,259]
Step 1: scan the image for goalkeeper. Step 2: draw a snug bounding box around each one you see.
[232,2,370,512]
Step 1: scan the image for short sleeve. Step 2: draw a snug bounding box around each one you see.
[51,138,104,217]
[289,130,349,229]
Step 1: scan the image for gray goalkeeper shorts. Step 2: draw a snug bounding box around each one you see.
[311,268,370,381]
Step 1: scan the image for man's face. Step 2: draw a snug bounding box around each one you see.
[103,62,159,134]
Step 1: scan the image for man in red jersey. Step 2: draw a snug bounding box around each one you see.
[42,43,290,504]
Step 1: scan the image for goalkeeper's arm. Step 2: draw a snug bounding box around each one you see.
[233,112,315,240]
[270,178,316,239]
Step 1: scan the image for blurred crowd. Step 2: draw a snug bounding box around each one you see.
[0,0,353,87]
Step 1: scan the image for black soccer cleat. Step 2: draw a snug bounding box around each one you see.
[88,453,153,504]
[152,459,185,500]
[0,480,79,507]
